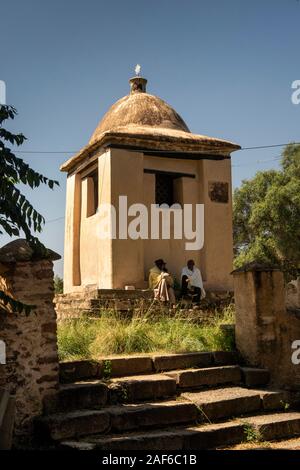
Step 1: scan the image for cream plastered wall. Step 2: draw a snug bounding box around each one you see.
[109,148,145,288]
[63,148,233,292]
[79,178,99,287]
[64,150,113,292]
[142,155,201,287]
[141,155,233,290]
[79,150,114,290]
[198,158,234,290]
[63,173,81,293]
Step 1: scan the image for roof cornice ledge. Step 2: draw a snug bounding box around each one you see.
[60,129,240,173]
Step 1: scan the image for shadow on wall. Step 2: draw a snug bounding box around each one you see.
[233,264,300,391]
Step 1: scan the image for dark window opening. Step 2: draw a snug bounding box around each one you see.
[85,170,98,217]
[92,171,99,212]
[155,173,174,206]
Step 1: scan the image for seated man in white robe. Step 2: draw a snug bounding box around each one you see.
[181,259,206,304]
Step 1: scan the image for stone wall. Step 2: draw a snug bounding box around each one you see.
[54,288,233,322]
[0,240,60,446]
[233,264,300,390]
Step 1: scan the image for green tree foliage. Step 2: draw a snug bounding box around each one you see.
[233,143,300,279]
[54,275,63,294]
[0,105,59,312]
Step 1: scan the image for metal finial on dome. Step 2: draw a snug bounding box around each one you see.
[129,66,147,94]
[135,64,141,76]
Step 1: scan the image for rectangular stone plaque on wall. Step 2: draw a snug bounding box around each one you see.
[208,181,229,203]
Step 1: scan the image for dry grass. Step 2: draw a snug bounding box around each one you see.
[57,303,235,361]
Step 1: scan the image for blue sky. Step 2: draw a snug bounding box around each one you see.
[1,0,300,276]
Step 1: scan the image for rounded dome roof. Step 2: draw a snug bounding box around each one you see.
[89,80,190,145]
[61,74,241,173]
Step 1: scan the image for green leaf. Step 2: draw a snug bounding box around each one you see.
[0,104,59,315]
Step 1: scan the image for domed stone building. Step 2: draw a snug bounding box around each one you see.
[61,74,240,293]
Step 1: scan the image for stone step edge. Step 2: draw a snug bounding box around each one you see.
[59,351,241,382]
[39,398,196,423]
[39,396,293,442]
[59,411,300,450]
[45,374,178,415]
[42,387,292,439]
[37,400,197,441]
[49,367,252,413]
[44,386,290,420]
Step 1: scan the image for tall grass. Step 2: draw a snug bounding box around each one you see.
[57,304,235,361]
[57,316,98,360]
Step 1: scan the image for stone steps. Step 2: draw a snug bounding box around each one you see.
[36,351,300,450]
[54,288,230,320]
[165,365,242,389]
[59,351,238,383]
[54,381,108,412]
[38,386,291,441]
[52,373,178,412]
[108,374,177,403]
[181,387,290,420]
[90,289,153,315]
[37,399,198,441]
[89,299,133,310]
[55,289,154,320]
[59,412,300,450]
[95,289,153,300]
[48,366,272,415]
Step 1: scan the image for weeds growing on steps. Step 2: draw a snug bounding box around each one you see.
[242,422,263,443]
[57,303,235,361]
